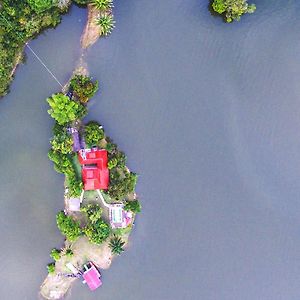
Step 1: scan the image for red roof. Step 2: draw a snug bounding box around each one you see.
[78,149,109,191]
[82,263,102,291]
[78,148,108,166]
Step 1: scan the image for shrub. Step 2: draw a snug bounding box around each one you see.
[70,75,99,103]
[124,200,141,214]
[109,235,125,255]
[65,248,73,257]
[91,0,114,11]
[96,14,115,36]
[47,263,55,274]
[56,211,82,242]
[50,248,61,261]
[73,0,89,5]
[84,121,104,146]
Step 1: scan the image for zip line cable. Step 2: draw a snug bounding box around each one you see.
[25,42,63,88]
[0,12,64,88]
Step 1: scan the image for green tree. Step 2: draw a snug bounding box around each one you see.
[66,173,83,198]
[84,121,104,146]
[91,0,113,11]
[81,204,103,224]
[109,235,125,255]
[50,248,61,261]
[48,150,74,174]
[108,171,138,200]
[70,75,99,103]
[108,150,126,169]
[56,211,82,242]
[50,131,73,154]
[83,219,110,245]
[107,157,118,170]
[47,263,55,274]
[27,0,55,13]
[47,93,87,125]
[124,200,141,214]
[211,0,256,22]
[96,14,115,36]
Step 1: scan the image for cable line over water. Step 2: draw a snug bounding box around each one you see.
[0,12,64,88]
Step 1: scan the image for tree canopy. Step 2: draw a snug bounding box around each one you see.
[47,93,87,125]
[70,74,99,103]
[27,0,56,13]
[212,0,256,22]
[108,171,138,200]
[124,200,141,214]
[56,211,82,242]
[83,219,110,245]
[84,121,104,146]
[81,204,110,245]
[50,130,73,154]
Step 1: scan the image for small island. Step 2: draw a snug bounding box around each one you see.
[40,73,141,299]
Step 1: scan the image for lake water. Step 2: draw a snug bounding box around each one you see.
[1,1,300,299]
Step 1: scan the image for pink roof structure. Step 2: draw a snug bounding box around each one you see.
[82,262,102,291]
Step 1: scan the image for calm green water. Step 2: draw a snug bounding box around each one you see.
[1,1,300,299]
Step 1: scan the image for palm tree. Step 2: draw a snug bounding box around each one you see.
[109,235,125,255]
[96,15,115,36]
[91,0,114,11]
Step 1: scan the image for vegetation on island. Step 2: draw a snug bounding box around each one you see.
[47,263,56,274]
[96,15,115,36]
[211,0,256,22]
[50,248,61,261]
[92,0,114,10]
[124,199,141,214]
[56,211,82,242]
[47,93,87,125]
[109,235,125,255]
[70,74,99,103]
[84,121,104,146]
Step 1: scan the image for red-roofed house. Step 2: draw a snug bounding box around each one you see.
[82,262,102,291]
[78,148,109,191]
